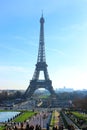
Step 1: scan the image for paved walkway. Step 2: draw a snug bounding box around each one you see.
[6,111,51,130]
[28,111,51,128]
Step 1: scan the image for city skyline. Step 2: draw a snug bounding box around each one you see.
[0,0,87,90]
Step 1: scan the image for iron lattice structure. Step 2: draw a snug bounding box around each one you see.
[24,15,55,98]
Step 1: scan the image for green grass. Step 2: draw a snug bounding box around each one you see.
[0,111,37,130]
[39,95,49,99]
[0,126,5,130]
[72,111,87,121]
[50,111,55,126]
[13,111,37,122]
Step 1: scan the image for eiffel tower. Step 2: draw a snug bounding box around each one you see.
[24,15,55,98]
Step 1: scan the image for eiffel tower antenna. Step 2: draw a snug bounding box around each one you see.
[42,9,43,17]
[24,15,55,98]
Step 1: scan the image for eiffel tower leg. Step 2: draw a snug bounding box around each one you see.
[24,85,35,98]
[49,86,55,95]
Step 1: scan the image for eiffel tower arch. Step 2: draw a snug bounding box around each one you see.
[24,15,55,98]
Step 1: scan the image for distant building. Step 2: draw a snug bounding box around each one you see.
[56,86,74,92]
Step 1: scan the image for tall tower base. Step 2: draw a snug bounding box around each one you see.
[25,80,55,98]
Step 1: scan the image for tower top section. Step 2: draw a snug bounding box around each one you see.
[37,14,46,63]
[40,14,45,23]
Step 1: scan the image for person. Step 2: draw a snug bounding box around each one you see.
[14,125,18,130]
[26,123,30,130]
[52,126,57,130]
[29,125,34,130]
[20,122,24,130]
[46,123,49,130]
[35,124,39,130]
[59,125,63,130]
[35,124,41,130]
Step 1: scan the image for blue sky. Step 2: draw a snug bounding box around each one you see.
[0,0,87,90]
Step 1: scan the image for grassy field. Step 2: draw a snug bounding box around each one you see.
[50,111,55,126]
[0,111,37,130]
[13,111,37,122]
[72,111,87,121]
[0,126,5,130]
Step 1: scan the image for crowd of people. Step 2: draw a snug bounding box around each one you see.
[2,110,87,130]
[5,123,78,130]
[4,119,77,130]
[5,123,41,130]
